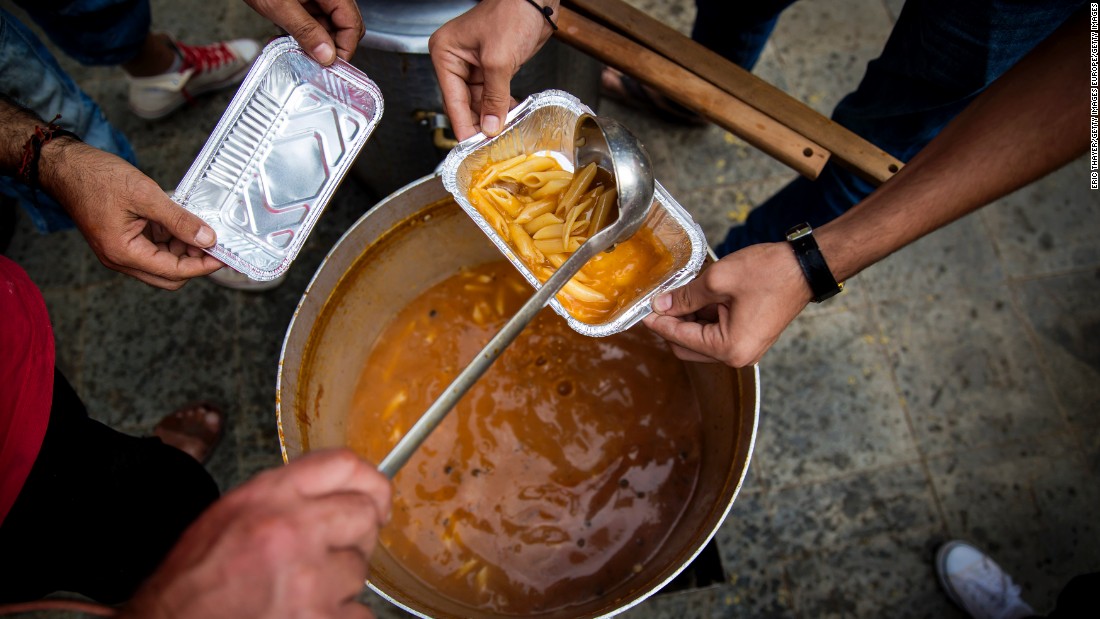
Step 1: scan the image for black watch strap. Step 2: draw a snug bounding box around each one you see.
[786,223,843,303]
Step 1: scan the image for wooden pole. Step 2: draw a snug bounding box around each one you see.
[555,7,830,181]
[561,0,904,184]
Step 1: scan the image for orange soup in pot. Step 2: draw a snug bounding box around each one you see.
[346,261,702,614]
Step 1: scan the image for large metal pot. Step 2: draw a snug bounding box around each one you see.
[349,0,602,196]
[277,175,759,618]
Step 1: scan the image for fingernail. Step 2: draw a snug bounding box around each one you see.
[312,42,335,65]
[653,293,671,312]
[194,225,215,247]
[482,115,501,136]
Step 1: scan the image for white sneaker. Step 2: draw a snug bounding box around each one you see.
[128,37,261,120]
[207,266,286,292]
[936,541,1036,619]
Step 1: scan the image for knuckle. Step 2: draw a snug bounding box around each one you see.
[170,209,193,235]
[723,344,757,368]
[480,88,511,108]
[327,448,365,470]
[480,50,517,74]
[699,269,722,296]
[245,514,298,554]
[672,286,694,310]
[291,18,323,40]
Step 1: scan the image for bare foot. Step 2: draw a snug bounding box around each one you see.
[154,402,225,463]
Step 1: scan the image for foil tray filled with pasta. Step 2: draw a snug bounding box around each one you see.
[173,37,384,281]
[440,90,706,337]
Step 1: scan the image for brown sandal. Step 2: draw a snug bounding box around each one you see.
[153,402,225,464]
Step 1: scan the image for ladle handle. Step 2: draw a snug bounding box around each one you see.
[376,235,614,479]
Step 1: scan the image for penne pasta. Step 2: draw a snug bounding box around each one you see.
[381,390,407,420]
[485,187,523,218]
[530,178,570,200]
[562,279,609,303]
[513,198,556,225]
[554,162,597,217]
[562,196,595,250]
[466,152,672,323]
[534,237,584,254]
[474,153,526,188]
[515,170,573,189]
[497,155,557,180]
[531,222,565,241]
[522,212,563,236]
[483,204,509,238]
[454,557,481,579]
[508,223,544,265]
[588,188,617,237]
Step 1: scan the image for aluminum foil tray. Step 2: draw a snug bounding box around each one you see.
[174,37,383,281]
[440,90,706,337]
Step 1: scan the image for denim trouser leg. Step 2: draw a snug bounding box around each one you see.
[13,0,150,66]
[717,0,1085,256]
[692,0,800,70]
[0,8,138,232]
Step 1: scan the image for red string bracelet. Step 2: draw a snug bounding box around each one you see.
[523,0,558,31]
[17,114,82,196]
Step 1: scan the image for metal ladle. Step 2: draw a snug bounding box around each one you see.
[377,114,655,478]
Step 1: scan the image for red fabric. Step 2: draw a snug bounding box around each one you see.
[0,256,53,525]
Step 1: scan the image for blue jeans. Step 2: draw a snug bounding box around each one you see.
[698,0,1087,255]
[0,0,149,232]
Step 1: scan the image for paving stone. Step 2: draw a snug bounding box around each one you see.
[858,214,1005,304]
[925,432,1100,613]
[765,463,941,562]
[38,287,87,386]
[621,586,711,619]
[785,530,966,618]
[769,0,894,115]
[1012,268,1100,427]
[706,573,796,618]
[5,215,97,290]
[773,0,894,56]
[621,0,695,35]
[881,0,906,22]
[715,490,775,576]
[77,275,238,434]
[875,285,1067,458]
[1082,423,1100,478]
[980,157,1100,278]
[678,176,797,248]
[756,306,918,485]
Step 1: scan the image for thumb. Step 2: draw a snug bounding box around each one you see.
[146,193,217,249]
[278,6,338,65]
[651,272,724,318]
[478,64,513,137]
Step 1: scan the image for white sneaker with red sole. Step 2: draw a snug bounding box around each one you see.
[128,37,260,120]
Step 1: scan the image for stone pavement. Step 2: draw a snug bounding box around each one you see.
[4,0,1098,617]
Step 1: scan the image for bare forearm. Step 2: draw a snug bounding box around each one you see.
[817,9,1089,282]
[0,94,87,196]
[0,94,47,174]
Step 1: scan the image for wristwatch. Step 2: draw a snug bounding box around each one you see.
[786,223,843,303]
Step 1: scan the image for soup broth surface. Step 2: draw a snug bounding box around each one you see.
[347,261,702,614]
